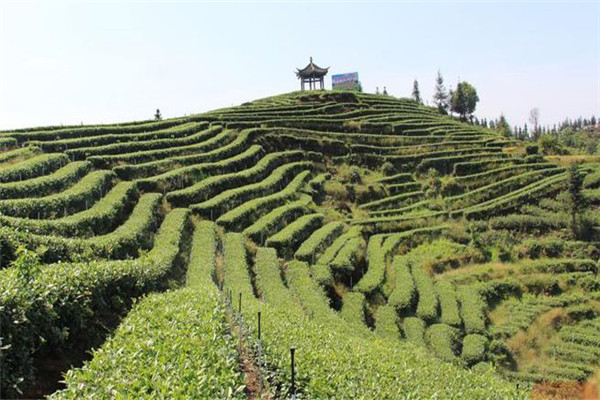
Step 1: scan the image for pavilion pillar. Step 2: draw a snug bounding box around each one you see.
[296,58,329,91]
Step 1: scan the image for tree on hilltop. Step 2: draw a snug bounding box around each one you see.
[496,114,512,137]
[529,108,540,140]
[412,79,422,104]
[432,70,449,114]
[154,109,162,121]
[450,81,479,121]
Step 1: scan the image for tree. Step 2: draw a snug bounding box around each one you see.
[432,70,449,114]
[529,108,540,140]
[496,114,512,137]
[423,168,441,198]
[538,133,560,154]
[450,81,479,121]
[568,164,586,238]
[412,79,422,104]
[154,109,162,121]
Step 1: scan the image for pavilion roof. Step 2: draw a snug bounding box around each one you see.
[296,57,329,78]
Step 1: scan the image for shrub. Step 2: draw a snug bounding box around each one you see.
[457,286,487,333]
[380,161,396,176]
[412,261,439,322]
[349,166,362,184]
[265,213,323,258]
[425,324,460,362]
[436,281,462,326]
[374,304,400,340]
[0,209,191,397]
[461,334,489,365]
[525,144,539,155]
[354,235,386,293]
[295,221,345,263]
[388,255,416,310]
[403,317,426,346]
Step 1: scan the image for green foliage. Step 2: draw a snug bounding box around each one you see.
[412,260,439,322]
[538,133,564,154]
[0,170,115,219]
[432,70,449,114]
[5,119,186,142]
[0,145,40,164]
[388,255,416,310]
[525,144,539,155]
[450,81,479,120]
[340,292,369,334]
[166,150,311,206]
[462,334,488,365]
[0,181,138,237]
[0,193,163,264]
[0,209,190,397]
[192,161,314,217]
[329,236,365,273]
[0,153,68,183]
[187,220,218,288]
[12,246,41,285]
[1,90,582,395]
[380,161,396,176]
[265,213,323,257]
[64,123,220,160]
[412,79,422,104]
[294,221,345,263]
[0,161,90,199]
[117,132,260,181]
[53,287,245,400]
[374,304,400,339]
[403,317,426,346]
[457,286,487,334]
[354,235,386,293]
[425,324,460,362]
[496,114,512,137]
[215,170,312,231]
[448,167,564,209]
[244,195,311,244]
[583,168,600,188]
[349,165,362,184]
[436,281,462,327]
[568,164,586,214]
[32,122,210,154]
[423,168,441,198]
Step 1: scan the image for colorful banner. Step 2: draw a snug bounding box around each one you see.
[332,72,360,91]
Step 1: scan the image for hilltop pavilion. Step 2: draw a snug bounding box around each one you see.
[296,57,329,90]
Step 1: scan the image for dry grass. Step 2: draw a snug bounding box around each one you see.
[508,308,570,371]
[547,154,600,167]
[323,180,350,201]
[435,261,513,282]
[532,381,586,400]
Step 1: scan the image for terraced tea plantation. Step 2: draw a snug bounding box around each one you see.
[1,91,599,399]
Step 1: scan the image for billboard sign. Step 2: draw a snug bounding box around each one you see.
[332,72,360,91]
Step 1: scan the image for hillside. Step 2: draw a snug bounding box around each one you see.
[1,91,598,399]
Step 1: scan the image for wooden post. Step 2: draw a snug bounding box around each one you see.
[258,311,261,340]
[290,347,296,398]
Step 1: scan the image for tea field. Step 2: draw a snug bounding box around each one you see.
[1,91,598,399]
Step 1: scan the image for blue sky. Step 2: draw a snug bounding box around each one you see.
[0,1,598,130]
